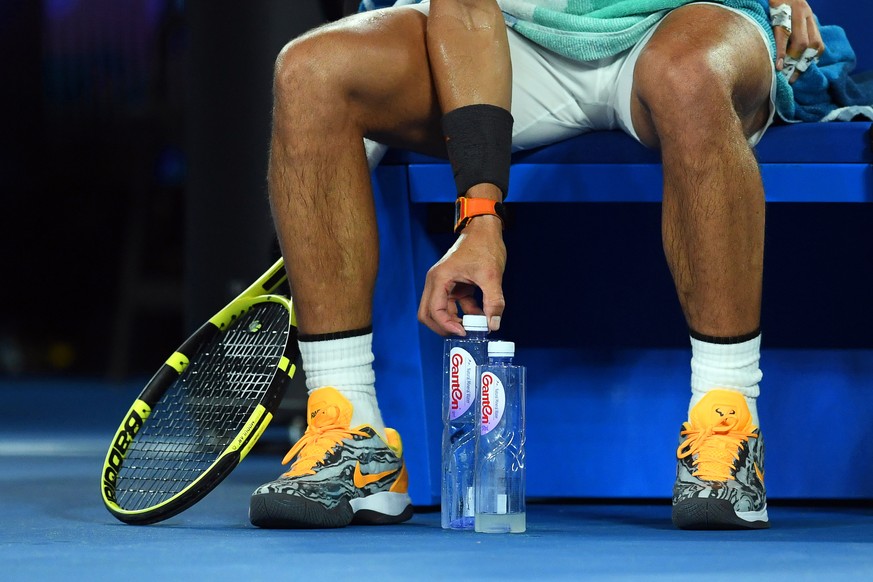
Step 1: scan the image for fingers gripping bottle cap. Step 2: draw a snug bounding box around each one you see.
[487,340,515,358]
[462,314,489,333]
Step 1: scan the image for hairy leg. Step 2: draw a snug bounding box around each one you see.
[630,5,773,337]
[269,8,443,335]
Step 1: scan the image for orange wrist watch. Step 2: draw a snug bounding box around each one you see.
[453,197,506,234]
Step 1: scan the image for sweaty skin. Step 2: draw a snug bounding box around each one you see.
[418,0,512,337]
[267,0,824,345]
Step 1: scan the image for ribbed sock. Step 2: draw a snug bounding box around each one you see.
[688,331,762,426]
[298,327,386,438]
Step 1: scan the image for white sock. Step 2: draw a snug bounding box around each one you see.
[689,333,762,426]
[298,330,386,437]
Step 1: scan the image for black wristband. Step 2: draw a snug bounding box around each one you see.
[441,104,514,200]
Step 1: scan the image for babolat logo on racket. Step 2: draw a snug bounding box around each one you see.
[103,402,150,503]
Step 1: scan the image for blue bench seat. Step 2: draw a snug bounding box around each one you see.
[367,0,873,506]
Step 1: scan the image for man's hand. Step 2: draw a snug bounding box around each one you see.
[769,1,825,83]
[418,215,506,336]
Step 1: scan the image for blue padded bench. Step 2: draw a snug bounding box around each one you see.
[367,1,873,506]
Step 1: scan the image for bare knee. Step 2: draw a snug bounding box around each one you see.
[631,11,772,149]
[272,30,350,123]
[637,50,744,148]
[271,9,437,142]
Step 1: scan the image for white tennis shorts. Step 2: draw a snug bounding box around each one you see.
[407,1,777,152]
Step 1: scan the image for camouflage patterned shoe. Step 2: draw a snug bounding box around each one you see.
[249,387,413,528]
[672,389,769,530]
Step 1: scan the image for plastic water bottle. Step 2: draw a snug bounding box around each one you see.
[441,314,489,530]
[475,340,526,533]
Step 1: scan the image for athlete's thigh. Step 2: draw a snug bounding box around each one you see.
[291,6,444,155]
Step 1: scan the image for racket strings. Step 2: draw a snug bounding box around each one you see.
[115,302,291,511]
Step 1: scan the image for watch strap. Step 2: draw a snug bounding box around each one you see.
[454,197,505,234]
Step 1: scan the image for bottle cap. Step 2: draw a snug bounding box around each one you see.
[462,314,489,332]
[488,340,515,357]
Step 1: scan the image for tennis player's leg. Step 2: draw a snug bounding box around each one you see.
[252,6,445,529]
[254,0,634,527]
[625,3,775,529]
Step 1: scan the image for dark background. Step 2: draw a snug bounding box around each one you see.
[1,0,871,383]
[0,0,356,380]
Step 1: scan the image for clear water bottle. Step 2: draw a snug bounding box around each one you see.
[475,340,526,533]
[441,314,489,530]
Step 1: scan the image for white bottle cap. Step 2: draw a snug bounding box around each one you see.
[488,340,515,357]
[462,314,489,332]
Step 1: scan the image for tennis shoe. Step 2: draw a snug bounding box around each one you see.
[672,389,769,529]
[249,386,413,528]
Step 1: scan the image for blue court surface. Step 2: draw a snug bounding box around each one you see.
[2,379,872,581]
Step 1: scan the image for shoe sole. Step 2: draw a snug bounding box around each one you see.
[250,492,413,529]
[672,498,770,530]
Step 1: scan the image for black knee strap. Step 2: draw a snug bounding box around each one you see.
[441,104,514,200]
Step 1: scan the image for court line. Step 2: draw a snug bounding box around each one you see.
[0,436,105,457]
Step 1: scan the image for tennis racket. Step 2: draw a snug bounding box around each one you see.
[101,258,298,525]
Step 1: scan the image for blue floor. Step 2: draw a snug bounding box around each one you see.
[2,379,872,580]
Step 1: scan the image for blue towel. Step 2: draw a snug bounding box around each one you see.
[779,24,873,122]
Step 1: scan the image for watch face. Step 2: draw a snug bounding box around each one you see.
[454,198,464,232]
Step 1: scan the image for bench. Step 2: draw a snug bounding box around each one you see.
[368,1,873,505]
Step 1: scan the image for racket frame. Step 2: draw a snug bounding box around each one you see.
[101,259,297,525]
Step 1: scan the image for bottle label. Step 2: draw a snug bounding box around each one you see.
[448,347,477,419]
[480,371,505,435]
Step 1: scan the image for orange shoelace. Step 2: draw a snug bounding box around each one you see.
[676,415,758,482]
[281,417,368,478]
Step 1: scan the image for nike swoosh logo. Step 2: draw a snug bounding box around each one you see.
[353,462,399,488]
